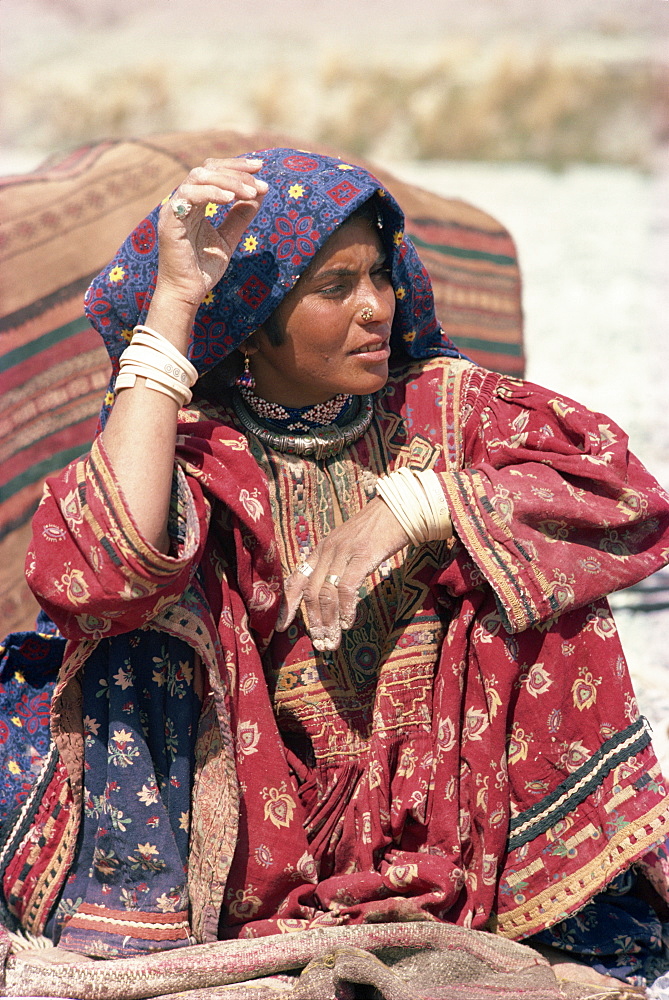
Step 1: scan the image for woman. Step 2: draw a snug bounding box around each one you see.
[4,149,669,986]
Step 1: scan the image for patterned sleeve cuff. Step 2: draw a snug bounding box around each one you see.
[88,436,203,580]
[438,468,546,634]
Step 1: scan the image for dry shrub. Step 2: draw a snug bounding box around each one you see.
[3,37,663,167]
[307,49,659,166]
[3,65,176,149]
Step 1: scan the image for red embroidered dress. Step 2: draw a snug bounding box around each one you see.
[20,357,669,953]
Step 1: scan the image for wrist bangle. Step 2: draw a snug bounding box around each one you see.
[117,360,193,405]
[115,370,189,407]
[120,342,195,389]
[375,467,452,546]
[114,326,198,408]
[132,326,198,385]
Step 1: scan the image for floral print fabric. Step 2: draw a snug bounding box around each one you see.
[50,630,201,954]
[530,870,668,988]
[0,630,63,821]
[17,358,669,962]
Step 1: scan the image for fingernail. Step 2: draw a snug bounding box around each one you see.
[254,179,269,193]
[219,190,235,202]
[242,183,258,196]
[245,158,263,165]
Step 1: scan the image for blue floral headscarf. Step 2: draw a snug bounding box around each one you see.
[85,148,462,423]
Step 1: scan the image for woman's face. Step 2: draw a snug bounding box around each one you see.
[248,217,396,406]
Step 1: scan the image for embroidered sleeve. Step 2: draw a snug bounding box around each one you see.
[26,437,210,639]
[437,375,669,633]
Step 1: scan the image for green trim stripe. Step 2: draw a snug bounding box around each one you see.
[0,443,87,503]
[452,336,522,357]
[1,316,90,373]
[408,234,517,267]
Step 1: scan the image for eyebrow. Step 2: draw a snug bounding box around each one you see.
[311,251,388,284]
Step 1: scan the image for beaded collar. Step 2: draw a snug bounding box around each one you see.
[232,389,374,459]
[238,386,354,432]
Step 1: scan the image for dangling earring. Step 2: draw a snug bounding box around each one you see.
[235,352,255,390]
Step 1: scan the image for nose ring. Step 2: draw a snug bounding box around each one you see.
[360,306,374,322]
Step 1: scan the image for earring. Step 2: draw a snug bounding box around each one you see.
[235,352,255,389]
[360,306,374,322]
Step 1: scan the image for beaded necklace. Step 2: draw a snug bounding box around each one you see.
[232,389,374,459]
[239,386,354,432]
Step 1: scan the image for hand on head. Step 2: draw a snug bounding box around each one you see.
[155,158,268,311]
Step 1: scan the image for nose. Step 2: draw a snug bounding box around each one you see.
[358,277,395,326]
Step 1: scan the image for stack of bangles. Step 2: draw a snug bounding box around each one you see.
[375,467,452,545]
[115,325,198,407]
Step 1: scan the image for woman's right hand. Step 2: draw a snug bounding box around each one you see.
[153,157,268,318]
[101,158,267,554]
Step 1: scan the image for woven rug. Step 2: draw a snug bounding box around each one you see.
[0,922,632,1000]
[0,128,523,635]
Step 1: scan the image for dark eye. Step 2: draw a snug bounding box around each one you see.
[320,282,346,296]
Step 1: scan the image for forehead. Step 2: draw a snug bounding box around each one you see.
[306,217,384,274]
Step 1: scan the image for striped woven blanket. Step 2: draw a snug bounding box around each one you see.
[0,129,523,633]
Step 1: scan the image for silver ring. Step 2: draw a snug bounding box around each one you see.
[325,574,341,588]
[297,562,314,578]
[171,197,193,221]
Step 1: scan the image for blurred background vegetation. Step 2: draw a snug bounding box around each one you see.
[2,0,667,171]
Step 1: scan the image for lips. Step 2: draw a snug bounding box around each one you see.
[350,338,390,357]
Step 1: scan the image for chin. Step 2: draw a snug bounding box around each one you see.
[347,367,389,397]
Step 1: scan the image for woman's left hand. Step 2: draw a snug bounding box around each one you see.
[275,498,410,651]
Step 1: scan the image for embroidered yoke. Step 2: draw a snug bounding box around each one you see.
[15,357,669,956]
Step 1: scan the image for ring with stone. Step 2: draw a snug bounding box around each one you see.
[297,562,314,578]
[171,197,193,221]
[325,574,341,588]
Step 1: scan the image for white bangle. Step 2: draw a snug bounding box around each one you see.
[375,473,419,544]
[416,468,451,537]
[114,369,189,407]
[120,343,194,389]
[376,467,452,546]
[131,326,198,385]
[114,325,198,407]
[116,361,193,406]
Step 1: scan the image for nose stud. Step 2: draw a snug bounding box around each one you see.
[360,306,374,322]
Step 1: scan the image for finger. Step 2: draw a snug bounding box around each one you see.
[278,561,339,652]
[216,195,265,256]
[275,561,314,631]
[331,551,370,631]
[169,180,265,213]
[313,574,343,650]
[337,577,361,631]
[182,162,267,197]
[202,156,265,175]
[299,563,348,651]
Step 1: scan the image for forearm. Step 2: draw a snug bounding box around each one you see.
[98,157,267,554]
[100,290,198,553]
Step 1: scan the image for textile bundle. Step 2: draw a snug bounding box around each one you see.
[0,922,619,999]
